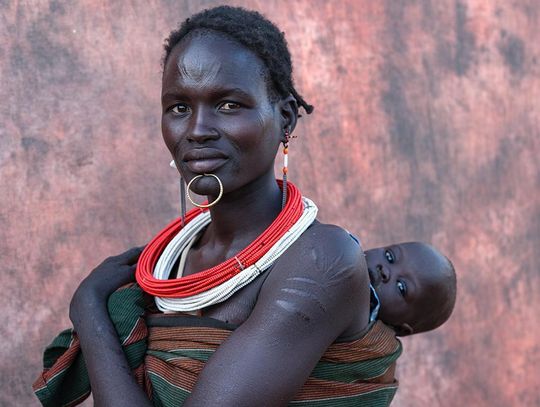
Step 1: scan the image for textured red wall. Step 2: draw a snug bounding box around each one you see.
[1,1,538,406]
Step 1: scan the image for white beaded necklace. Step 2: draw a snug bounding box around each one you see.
[153,197,318,312]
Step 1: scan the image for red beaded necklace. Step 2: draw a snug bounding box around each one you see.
[136,181,304,298]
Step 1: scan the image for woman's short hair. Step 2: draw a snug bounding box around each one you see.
[163,6,313,114]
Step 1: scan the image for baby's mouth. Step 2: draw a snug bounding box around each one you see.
[368,267,382,287]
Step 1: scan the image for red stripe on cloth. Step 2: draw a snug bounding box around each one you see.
[32,334,81,392]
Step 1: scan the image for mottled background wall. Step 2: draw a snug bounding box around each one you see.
[1,0,538,406]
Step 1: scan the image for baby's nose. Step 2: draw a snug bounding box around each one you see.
[377,264,390,282]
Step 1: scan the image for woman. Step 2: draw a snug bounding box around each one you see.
[35,6,401,406]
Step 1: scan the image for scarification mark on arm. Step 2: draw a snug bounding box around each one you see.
[275,300,313,323]
[325,263,358,285]
[280,287,328,313]
[286,276,323,287]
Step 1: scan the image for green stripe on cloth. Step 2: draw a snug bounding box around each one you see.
[288,387,398,407]
[147,349,215,363]
[148,371,191,407]
[42,329,76,369]
[310,350,401,383]
[35,330,90,407]
[34,284,401,406]
[33,284,149,407]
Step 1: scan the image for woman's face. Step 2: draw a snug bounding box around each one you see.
[161,32,283,197]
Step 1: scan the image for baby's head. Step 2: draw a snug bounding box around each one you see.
[365,242,456,336]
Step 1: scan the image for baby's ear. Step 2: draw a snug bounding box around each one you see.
[393,323,414,337]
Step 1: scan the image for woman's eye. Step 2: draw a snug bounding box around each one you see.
[219,102,241,111]
[384,249,395,264]
[170,104,189,114]
[397,280,407,297]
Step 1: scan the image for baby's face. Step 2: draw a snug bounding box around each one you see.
[365,242,450,335]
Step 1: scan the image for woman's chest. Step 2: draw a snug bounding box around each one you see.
[193,270,268,325]
[177,240,270,325]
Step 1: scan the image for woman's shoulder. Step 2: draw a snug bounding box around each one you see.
[273,220,367,284]
[295,220,363,260]
[257,219,370,333]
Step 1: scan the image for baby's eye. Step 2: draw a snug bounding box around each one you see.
[170,104,190,114]
[384,249,395,264]
[219,102,241,111]
[397,280,407,297]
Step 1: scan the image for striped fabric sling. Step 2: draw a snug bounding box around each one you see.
[34,284,402,407]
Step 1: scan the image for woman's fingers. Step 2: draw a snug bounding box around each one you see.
[82,248,144,297]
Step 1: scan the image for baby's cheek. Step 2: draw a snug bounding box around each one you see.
[377,292,396,318]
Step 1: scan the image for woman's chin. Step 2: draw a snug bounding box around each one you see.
[189,175,223,197]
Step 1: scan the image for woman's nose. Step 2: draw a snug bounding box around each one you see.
[188,108,220,143]
[376,264,390,283]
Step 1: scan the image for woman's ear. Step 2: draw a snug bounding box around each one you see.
[279,94,298,140]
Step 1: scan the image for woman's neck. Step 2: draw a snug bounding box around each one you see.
[204,172,283,245]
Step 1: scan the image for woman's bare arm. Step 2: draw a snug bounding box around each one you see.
[69,247,152,407]
[69,227,369,407]
[183,225,371,406]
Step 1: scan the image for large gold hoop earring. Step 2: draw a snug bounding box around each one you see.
[186,174,224,208]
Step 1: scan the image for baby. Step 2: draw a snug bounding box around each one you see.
[361,240,457,336]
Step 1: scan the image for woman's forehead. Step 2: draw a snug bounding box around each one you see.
[163,32,268,92]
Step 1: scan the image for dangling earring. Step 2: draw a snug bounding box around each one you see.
[281,129,290,209]
[180,177,187,227]
[170,160,187,227]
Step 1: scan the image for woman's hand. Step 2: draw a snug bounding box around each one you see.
[68,246,153,407]
[70,246,144,329]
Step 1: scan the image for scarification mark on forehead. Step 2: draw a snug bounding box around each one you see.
[177,49,221,86]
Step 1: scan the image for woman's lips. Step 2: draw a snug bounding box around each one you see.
[182,148,229,173]
[185,157,228,173]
